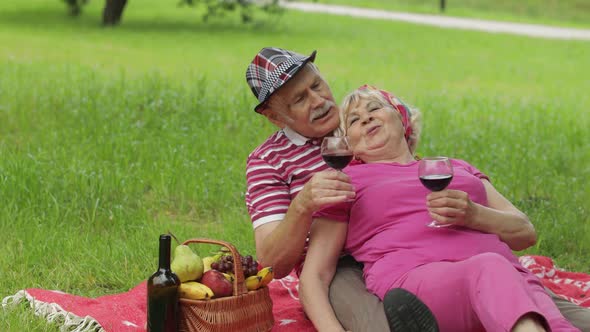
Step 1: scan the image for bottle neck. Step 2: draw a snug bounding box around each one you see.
[158,235,172,270]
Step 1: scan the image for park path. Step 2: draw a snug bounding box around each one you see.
[280,1,590,41]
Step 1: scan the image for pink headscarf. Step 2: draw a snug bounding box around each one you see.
[357,85,413,141]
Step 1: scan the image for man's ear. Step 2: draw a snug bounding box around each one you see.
[261,108,287,129]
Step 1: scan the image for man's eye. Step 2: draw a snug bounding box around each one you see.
[312,82,321,90]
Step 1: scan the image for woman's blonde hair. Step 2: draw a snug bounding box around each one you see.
[338,88,422,155]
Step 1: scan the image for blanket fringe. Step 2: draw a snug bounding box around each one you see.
[2,290,105,332]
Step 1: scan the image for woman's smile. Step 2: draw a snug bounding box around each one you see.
[366,125,381,137]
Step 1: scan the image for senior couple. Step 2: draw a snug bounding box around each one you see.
[244,47,589,332]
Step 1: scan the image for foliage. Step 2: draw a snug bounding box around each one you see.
[62,0,89,15]
[179,0,281,23]
[62,0,282,24]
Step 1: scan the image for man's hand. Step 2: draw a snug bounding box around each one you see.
[295,170,355,215]
[255,170,355,278]
[426,189,477,227]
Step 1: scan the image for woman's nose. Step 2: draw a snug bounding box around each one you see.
[361,115,373,125]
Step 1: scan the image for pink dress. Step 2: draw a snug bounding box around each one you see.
[315,159,579,331]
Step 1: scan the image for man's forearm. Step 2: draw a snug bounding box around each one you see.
[257,196,314,278]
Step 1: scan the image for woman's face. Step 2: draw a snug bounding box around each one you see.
[345,97,406,161]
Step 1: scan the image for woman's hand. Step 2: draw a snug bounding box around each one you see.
[426,180,536,250]
[426,189,477,227]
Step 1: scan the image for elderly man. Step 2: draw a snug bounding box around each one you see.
[244,47,590,332]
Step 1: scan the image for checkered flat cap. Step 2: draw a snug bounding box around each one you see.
[246,47,317,113]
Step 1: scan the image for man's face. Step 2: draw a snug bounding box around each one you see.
[264,64,340,138]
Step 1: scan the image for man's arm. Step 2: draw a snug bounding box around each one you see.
[255,171,354,278]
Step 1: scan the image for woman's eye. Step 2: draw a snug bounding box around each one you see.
[369,107,379,112]
[349,118,358,125]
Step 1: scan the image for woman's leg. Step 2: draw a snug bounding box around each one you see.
[391,253,579,332]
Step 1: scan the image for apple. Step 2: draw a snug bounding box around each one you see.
[200,270,233,298]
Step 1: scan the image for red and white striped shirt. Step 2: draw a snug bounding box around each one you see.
[246,127,328,229]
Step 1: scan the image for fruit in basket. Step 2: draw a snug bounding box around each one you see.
[257,267,274,287]
[222,272,235,283]
[245,275,263,291]
[179,281,214,300]
[170,244,204,282]
[202,256,215,273]
[200,270,233,298]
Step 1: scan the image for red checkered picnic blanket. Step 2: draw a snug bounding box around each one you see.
[2,255,588,331]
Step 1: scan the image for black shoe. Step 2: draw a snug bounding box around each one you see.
[383,288,439,332]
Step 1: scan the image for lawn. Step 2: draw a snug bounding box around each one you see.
[0,0,589,330]
[301,0,590,28]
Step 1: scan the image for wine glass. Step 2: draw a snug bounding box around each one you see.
[418,156,454,228]
[321,136,353,171]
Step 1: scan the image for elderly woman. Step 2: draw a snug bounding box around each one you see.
[298,85,580,332]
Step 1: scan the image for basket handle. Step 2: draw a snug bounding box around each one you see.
[181,238,248,297]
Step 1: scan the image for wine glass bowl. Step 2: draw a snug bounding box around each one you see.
[321,136,353,171]
[418,157,454,228]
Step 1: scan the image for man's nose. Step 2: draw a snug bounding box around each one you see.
[308,89,323,108]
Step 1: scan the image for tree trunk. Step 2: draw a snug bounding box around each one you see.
[440,0,446,12]
[103,0,128,26]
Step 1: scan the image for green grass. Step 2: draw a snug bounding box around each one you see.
[1,0,589,330]
[302,0,590,28]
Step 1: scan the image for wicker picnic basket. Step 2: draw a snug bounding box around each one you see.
[178,238,274,332]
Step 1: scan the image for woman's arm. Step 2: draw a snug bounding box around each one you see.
[299,218,349,332]
[427,179,536,250]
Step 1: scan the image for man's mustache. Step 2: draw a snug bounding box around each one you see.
[309,100,336,123]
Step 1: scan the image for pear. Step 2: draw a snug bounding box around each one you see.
[170,244,204,282]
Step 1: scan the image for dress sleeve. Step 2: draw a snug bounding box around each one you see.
[452,159,490,182]
[245,155,291,229]
[312,200,352,223]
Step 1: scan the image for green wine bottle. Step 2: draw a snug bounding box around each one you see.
[147,234,180,332]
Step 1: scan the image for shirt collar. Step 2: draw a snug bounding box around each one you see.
[283,126,317,146]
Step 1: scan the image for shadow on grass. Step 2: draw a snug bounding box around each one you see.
[0,6,285,35]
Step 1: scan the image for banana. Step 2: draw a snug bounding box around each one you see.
[245,275,263,291]
[202,256,215,273]
[222,272,235,283]
[179,281,214,300]
[257,266,274,287]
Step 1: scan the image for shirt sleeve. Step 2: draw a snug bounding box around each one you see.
[245,155,291,229]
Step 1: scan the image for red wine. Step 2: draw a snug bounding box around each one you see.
[147,235,180,332]
[419,174,453,191]
[322,153,353,170]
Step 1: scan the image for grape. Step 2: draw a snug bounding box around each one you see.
[226,262,233,271]
[249,267,258,277]
[211,262,219,271]
[226,255,233,262]
[244,255,253,265]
